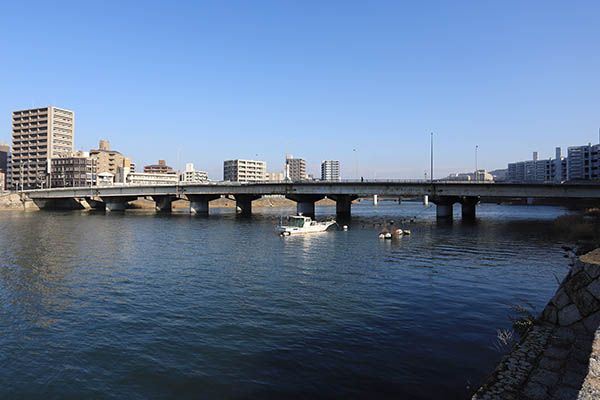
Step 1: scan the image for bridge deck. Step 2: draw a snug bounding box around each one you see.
[24,181,600,200]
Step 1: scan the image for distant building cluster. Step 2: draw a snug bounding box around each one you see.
[6,106,211,190]
[5,106,351,189]
[221,157,343,183]
[505,144,599,182]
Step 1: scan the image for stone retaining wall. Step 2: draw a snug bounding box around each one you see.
[541,256,600,331]
[472,252,600,399]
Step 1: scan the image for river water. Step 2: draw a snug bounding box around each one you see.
[0,202,571,399]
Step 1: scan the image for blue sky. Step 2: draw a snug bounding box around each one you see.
[1,1,598,179]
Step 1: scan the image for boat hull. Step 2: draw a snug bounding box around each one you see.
[278,221,336,235]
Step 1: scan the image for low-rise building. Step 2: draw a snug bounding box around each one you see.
[446,173,471,181]
[474,169,494,182]
[266,172,284,182]
[97,172,114,186]
[50,151,97,188]
[115,158,133,184]
[223,159,267,182]
[181,163,208,183]
[90,140,126,176]
[144,160,173,174]
[127,172,178,185]
[0,143,9,190]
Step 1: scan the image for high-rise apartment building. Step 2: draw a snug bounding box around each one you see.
[223,159,267,182]
[11,106,74,189]
[90,140,126,176]
[285,155,306,181]
[321,160,341,181]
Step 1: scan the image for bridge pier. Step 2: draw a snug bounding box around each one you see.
[431,196,460,220]
[329,194,357,217]
[235,194,261,215]
[153,195,177,212]
[460,196,479,220]
[187,194,220,214]
[85,197,106,209]
[286,194,324,217]
[102,196,137,212]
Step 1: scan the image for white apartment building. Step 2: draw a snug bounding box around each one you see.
[127,172,178,185]
[182,163,208,183]
[567,144,600,181]
[11,106,74,189]
[321,160,341,181]
[223,159,266,182]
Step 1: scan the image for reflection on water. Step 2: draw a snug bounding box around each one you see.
[0,203,571,399]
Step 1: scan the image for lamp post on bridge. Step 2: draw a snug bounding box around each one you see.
[353,148,358,181]
[430,132,434,184]
[475,145,479,181]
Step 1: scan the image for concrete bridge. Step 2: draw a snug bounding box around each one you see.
[23,181,600,219]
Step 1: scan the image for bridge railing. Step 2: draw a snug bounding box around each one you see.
[23,179,594,193]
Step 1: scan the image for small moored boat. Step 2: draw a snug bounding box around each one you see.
[279,215,336,235]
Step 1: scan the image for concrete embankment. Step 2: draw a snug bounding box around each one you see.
[0,192,38,211]
[472,251,600,399]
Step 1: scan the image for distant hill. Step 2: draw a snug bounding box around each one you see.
[489,168,507,181]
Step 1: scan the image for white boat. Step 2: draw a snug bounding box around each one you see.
[278,215,336,235]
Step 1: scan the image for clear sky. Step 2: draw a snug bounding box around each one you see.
[1,1,598,180]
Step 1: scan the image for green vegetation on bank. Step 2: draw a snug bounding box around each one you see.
[555,208,600,254]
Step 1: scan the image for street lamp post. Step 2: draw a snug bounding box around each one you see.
[353,148,358,180]
[430,132,434,184]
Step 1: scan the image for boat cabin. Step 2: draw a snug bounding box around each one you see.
[282,215,313,228]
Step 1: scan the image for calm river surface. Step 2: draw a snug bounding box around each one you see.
[0,202,571,399]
